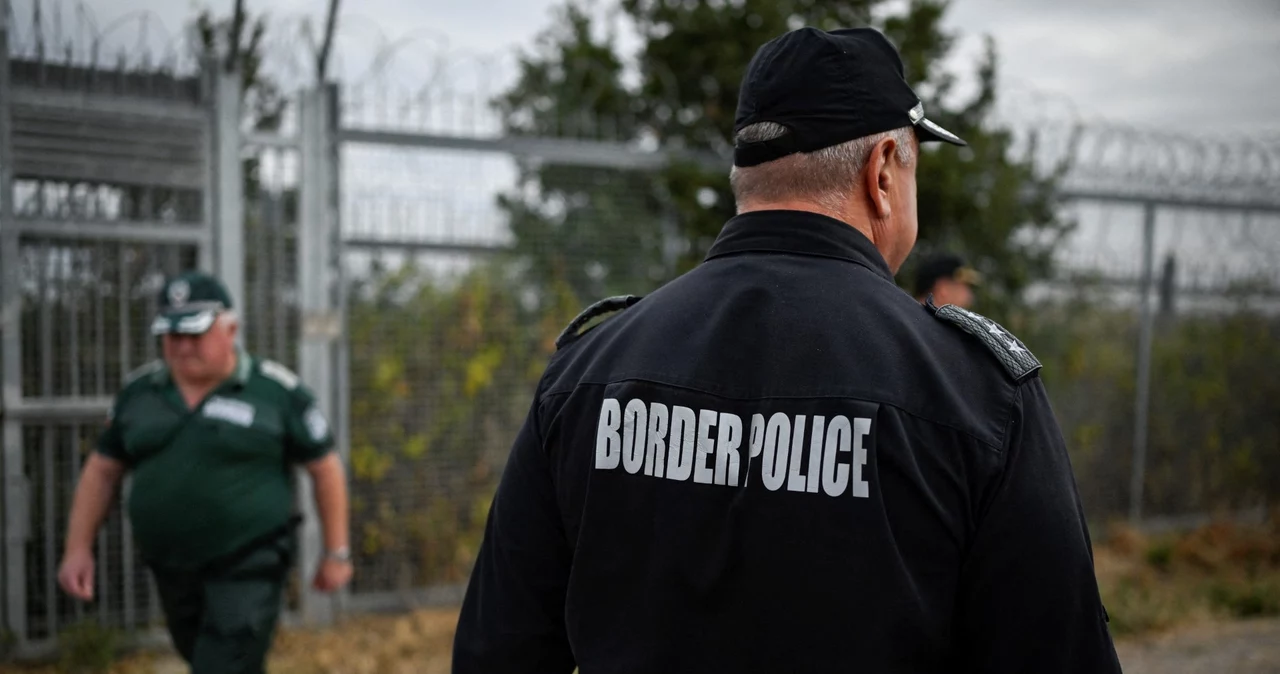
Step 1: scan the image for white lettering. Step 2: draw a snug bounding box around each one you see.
[304,405,329,442]
[592,399,872,501]
[822,415,851,497]
[761,413,791,492]
[714,412,742,486]
[203,397,255,428]
[694,409,717,485]
[646,402,669,478]
[622,399,648,475]
[595,398,622,470]
[787,415,808,493]
[852,417,872,498]
[746,413,765,487]
[666,406,697,481]
[806,416,826,494]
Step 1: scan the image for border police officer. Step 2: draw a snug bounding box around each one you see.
[914,252,982,309]
[58,271,353,674]
[453,26,1121,674]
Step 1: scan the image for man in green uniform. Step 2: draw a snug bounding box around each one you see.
[57,271,352,673]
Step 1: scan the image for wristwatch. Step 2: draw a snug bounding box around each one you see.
[324,546,352,563]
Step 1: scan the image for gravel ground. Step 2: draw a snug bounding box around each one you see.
[8,615,1280,673]
[135,616,1280,674]
[1116,618,1280,674]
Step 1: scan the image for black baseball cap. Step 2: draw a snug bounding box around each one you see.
[734,26,966,168]
[150,271,234,336]
[913,253,982,296]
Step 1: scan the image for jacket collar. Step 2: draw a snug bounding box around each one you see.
[704,210,896,284]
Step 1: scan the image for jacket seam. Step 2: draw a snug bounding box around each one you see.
[541,375,1003,452]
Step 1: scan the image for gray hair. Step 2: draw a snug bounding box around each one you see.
[729,123,917,212]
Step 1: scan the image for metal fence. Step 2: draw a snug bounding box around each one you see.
[3,1,1280,661]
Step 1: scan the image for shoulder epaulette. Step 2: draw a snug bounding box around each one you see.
[123,360,165,385]
[258,359,301,390]
[930,301,1042,381]
[555,295,642,350]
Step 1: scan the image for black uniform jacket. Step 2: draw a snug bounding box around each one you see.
[454,210,1122,674]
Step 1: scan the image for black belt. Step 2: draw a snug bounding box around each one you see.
[195,514,303,578]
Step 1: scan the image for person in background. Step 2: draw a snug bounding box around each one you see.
[913,252,982,309]
[58,271,352,674]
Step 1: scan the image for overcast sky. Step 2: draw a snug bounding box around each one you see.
[9,0,1280,136]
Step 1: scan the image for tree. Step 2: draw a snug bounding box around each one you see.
[498,0,1070,317]
[495,5,678,304]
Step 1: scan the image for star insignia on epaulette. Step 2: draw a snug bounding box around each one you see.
[555,295,643,350]
[929,300,1041,381]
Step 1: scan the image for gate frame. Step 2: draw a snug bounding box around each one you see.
[0,36,241,655]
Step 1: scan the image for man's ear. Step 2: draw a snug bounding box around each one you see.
[862,136,898,220]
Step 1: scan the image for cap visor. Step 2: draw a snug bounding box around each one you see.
[955,267,983,286]
[916,117,967,147]
[151,309,218,336]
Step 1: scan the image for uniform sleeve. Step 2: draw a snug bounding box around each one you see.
[96,395,130,464]
[953,377,1122,674]
[452,392,576,674]
[283,386,335,463]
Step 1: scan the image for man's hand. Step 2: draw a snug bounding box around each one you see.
[58,548,96,601]
[312,557,353,592]
[305,452,352,593]
[59,452,125,604]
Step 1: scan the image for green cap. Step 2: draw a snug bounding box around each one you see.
[150,271,234,336]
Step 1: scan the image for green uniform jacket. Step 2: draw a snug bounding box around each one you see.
[98,352,333,570]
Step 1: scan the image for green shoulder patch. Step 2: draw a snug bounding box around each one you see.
[931,303,1042,381]
[259,359,301,390]
[555,295,642,350]
[123,360,166,385]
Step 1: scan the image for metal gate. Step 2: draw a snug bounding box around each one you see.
[0,32,244,655]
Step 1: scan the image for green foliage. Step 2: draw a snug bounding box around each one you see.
[1146,542,1175,572]
[343,261,582,588]
[55,621,119,674]
[1097,518,1280,637]
[497,0,1070,315]
[1206,578,1280,618]
[1025,291,1280,521]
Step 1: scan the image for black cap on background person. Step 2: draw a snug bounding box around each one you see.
[914,253,982,308]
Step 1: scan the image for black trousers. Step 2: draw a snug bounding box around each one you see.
[150,534,294,674]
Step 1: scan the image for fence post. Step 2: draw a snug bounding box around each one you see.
[1129,202,1157,524]
[1158,254,1177,320]
[296,84,343,625]
[0,1,30,649]
[329,80,351,620]
[213,67,244,317]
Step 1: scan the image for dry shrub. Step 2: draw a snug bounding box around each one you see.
[1104,522,1148,558]
[267,608,457,674]
[1095,513,1280,638]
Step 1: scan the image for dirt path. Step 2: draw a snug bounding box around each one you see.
[131,615,1280,673]
[7,614,1280,673]
[1116,618,1280,674]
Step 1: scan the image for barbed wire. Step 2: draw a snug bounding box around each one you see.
[5,0,199,75]
[7,0,1280,208]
